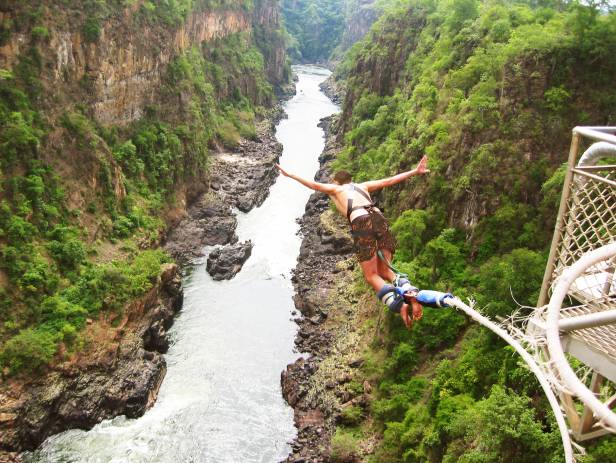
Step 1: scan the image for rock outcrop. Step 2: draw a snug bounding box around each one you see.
[164,114,283,265]
[206,241,253,280]
[282,115,364,462]
[0,264,182,455]
[165,195,239,265]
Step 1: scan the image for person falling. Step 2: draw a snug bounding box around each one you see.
[276,155,430,329]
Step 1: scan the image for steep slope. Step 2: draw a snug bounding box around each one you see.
[0,0,290,454]
[281,0,345,62]
[286,0,616,461]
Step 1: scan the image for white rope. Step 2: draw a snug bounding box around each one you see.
[545,242,616,432]
[443,296,575,463]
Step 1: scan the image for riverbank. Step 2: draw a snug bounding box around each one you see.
[282,114,381,462]
[164,107,286,267]
[0,105,289,461]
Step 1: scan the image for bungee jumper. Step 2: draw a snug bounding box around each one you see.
[276,155,452,328]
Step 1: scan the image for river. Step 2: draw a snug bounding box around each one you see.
[24,65,339,463]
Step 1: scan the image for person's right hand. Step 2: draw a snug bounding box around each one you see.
[276,163,290,177]
[411,300,423,321]
[400,304,413,329]
[415,155,430,175]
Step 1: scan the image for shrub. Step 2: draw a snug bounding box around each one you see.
[386,342,418,379]
[113,215,137,238]
[583,437,616,463]
[391,210,428,262]
[83,17,101,42]
[31,26,49,41]
[6,215,36,242]
[339,405,363,426]
[477,248,545,318]
[0,111,42,163]
[0,328,57,374]
[60,111,94,141]
[217,120,240,148]
[330,429,359,463]
[47,237,86,269]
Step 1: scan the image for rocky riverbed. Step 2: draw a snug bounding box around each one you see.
[0,108,288,462]
[319,75,346,106]
[281,114,380,462]
[164,112,285,268]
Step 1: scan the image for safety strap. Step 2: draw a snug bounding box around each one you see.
[346,184,375,221]
[377,249,406,278]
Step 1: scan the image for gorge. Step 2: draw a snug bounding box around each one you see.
[1,0,616,462]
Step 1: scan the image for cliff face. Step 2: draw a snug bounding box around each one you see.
[253,0,289,86]
[338,0,378,53]
[0,0,289,455]
[0,0,289,214]
[0,4,278,126]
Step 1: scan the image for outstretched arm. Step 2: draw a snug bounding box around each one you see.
[276,164,338,194]
[361,155,430,193]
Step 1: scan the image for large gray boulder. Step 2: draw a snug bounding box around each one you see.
[206,241,253,280]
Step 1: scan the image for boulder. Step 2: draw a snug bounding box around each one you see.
[206,241,253,280]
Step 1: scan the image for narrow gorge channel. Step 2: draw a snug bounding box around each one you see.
[24,65,339,463]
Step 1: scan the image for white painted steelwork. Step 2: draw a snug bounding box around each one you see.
[545,243,616,432]
[444,297,575,463]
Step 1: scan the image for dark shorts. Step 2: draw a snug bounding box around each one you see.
[350,211,397,262]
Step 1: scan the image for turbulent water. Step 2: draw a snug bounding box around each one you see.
[25,65,339,463]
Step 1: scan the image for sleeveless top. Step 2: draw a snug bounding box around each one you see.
[346,183,376,222]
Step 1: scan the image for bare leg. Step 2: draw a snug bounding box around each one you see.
[376,249,396,283]
[359,255,387,292]
[365,250,413,329]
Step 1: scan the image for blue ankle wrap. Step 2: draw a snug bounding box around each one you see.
[376,284,404,313]
[416,290,453,308]
[394,277,418,295]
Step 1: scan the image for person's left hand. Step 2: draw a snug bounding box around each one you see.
[415,155,430,175]
[276,163,290,177]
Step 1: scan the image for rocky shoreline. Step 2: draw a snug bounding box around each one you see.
[319,75,346,106]
[0,107,288,461]
[281,114,376,462]
[0,264,183,462]
[164,111,286,269]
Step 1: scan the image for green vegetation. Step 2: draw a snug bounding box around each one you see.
[281,0,345,62]
[331,428,361,462]
[330,0,616,460]
[0,2,281,377]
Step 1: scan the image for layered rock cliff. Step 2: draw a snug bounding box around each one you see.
[0,0,290,456]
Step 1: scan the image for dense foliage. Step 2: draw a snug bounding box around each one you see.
[0,1,279,376]
[329,0,616,460]
[281,0,346,62]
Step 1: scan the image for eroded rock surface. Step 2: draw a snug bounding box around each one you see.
[164,117,282,266]
[0,264,182,455]
[165,195,238,265]
[206,241,253,280]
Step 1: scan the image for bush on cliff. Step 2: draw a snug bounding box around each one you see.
[331,0,616,459]
[0,3,282,377]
